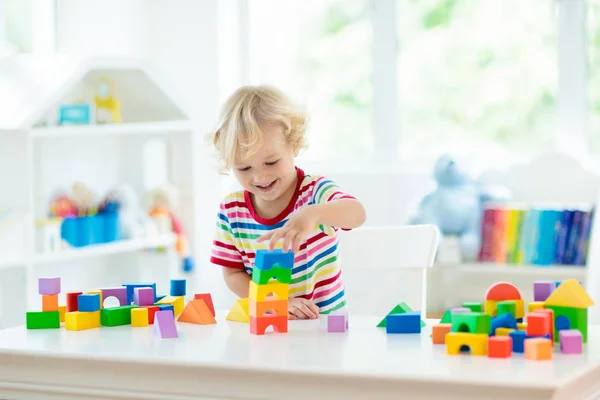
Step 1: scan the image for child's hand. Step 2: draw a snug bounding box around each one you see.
[257,206,318,253]
[287,297,320,320]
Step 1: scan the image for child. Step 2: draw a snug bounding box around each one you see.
[208,85,366,319]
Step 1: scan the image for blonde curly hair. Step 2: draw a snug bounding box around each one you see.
[209,85,308,174]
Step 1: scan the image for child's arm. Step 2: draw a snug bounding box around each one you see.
[222,268,251,298]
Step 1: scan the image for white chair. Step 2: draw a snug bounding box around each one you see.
[338,224,440,318]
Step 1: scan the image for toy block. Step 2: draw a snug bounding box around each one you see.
[251,265,293,285]
[170,279,186,297]
[86,290,103,308]
[194,293,215,317]
[377,302,425,328]
[462,302,482,312]
[88,310,100,328]
[255,249,295,270]
[65,311,100,331]
[490,312,516,336]
[327,312,348,333]
[528,301,545,313]
[78,293,100,312]
[485,299,524,319]
[517,322,527,330]
[451,307,470,313]
[559,329,583,354]
[488,336,512,358]
[533,281,555,301]
[439,309,452,324]
[38,277,61,295]
[131,308,149,327]
[432,323,452,344]
[451,312,491,334]
[509,330,550,353]
[533,308,554,341]
[156,295,167,302]
[42,294,59,312]
[139,305,160,324]
[495,327,514,336]
[497,301,516,317]
[250,315,288,335]
[66,291,83,312]
[226,298,250,323]
[58,305,66,322]
[178,299,217,325]
[249,281,289,302]
[134,287,155,306]
[445,332,488,356]
[485,281,521,301]
[26,311,60,329]
[548,305,588,343]
[154,310,178,338]
[100,305,136,326]
[157,295,184,316]
[545,279,594,309]
[100,287,128,307]
[249,299,288,318]
[386,312,421,334]
[157,304,175,314]
[122,282,157,304]
[527,312,552,337]
[525,338,553,361]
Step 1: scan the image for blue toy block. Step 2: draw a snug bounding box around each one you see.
[255,249,294,270]
[170,279,186,297]
[157,304,174,314]
[122,283,157,304]
[385,312,421,334]
[509,330,551,353]
[156,294,167,302]
[490,312,517,336]
[78,293,100,312]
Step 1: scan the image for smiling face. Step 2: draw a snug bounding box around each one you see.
[232,124,298,216]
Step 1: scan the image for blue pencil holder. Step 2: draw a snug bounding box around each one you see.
[61,213,121,248]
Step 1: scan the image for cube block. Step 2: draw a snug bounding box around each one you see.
[560,329,583,354]
[533,281,555,302]
[327,312,348,333]
[488,336,512,358]
[525,338,553,360]
[497,301,516,317]
[131,308,149,327]
[386,312,421,334]
[38,277,61,295]
[134,287,155,306]
[42,294,59,312]
[78,294,100,312]
[432,323,451,344]
[170,279,186,296]
[527,312,552,337]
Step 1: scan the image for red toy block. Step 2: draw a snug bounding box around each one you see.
[527,312,552,337]
[488,336,512,358]
[432,323,451,344]
[140,305,160,324]
[193,293,215,317]
[532,308,554,341]
[485,282,521,301]
[250,315,288,335]
[66,291,83,312]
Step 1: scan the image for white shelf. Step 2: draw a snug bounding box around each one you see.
[30,120,192,138]
[436,262,586,279]
[0,257,25,270]
[32,233,176,265]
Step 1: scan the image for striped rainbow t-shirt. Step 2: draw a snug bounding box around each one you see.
[209,167,355,314]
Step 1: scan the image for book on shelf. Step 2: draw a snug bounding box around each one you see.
[478,203,594,267]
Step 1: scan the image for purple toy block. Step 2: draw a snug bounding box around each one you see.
[154,310,178,338]
[534,281,555,302]
[99,287,128,307]
[134,287,155,306]
[560,329,583,354]
[38,277,61,295]
[451,307,470,314]
[327,313,348,333]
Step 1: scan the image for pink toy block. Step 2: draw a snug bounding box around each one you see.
[451,307,470,313]
[560,329,583,354]
[533,280,555,302]
[327,312,348,333]
[100,287,128,307]
[154,310,178,338]
[38,277,61,295]
[134,287,155,306]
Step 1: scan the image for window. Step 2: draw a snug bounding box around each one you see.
[0,0,55,55]
[589,0,600,153]
[247,0,373,161]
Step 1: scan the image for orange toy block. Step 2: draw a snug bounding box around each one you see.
[58,305,66,322]
[527,312,552,337]
[193,293,215,317]
[42,294,59,312]
[432,323,451,344]
[488,336,512,358]
[485,282,521,301]
[525,338,553,361]
[249,299,287,318]
[250,315,288,335]
[177,299,216,325]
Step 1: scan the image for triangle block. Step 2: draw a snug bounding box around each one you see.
[193,293,215,317]
[177,300,217,325]
[226,298,250,323]
[376,302,426,328]
[440,309,453,324]
[154,310,178,338]
[545,279,594,308]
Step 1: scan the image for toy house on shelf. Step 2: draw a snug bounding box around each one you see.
[0,56,200,321]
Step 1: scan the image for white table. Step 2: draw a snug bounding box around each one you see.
[0,313,599,400]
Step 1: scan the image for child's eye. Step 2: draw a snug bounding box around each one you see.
[266,160,279,166]
[238,166,251,172]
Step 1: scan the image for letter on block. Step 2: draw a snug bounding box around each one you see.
[249,281,289,302]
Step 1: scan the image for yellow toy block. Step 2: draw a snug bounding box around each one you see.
[544,279,594,308]
[495,327,514,336]
[131,308,149,327]
[65,311,100,331]
[528,301,545,313]
[157,296,184,316]
[249,281,289,302]
[517,322,527,330]
[485,299,524,319]
[446,332,488,356]
[89,311,100,328]
[226,298,250,323]
[86,290,103,308]
[58,305,66,323]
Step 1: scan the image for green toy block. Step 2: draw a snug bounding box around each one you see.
[451,312,491,334]
[26,311,60,329]
[376,302,426,328]
[462,302,482,312]
[440,309,453,324]
[497,301,516,318]
[546,305,588,343]
[251,266,292,285]
[101,305,136,327]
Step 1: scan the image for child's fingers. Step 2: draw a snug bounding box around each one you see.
[282,230,298,253]
[256,231,273,243]
[296,301,318,319]
[305,300,320,316]
[266,229,284,251]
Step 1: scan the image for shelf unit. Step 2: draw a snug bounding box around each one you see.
[0,56,200,325]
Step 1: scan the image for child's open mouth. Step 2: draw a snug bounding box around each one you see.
[254,179,277,192]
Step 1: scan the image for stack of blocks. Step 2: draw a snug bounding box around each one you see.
[26,277,62,329]
[249,249,294,335]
